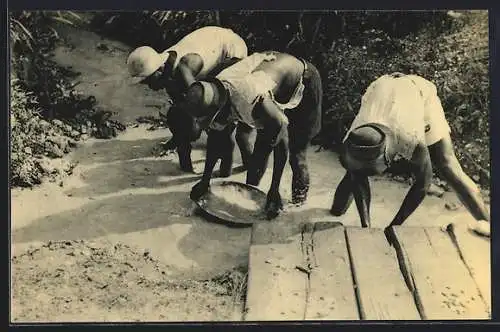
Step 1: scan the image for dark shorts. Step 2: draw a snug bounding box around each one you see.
[285,60,322,152]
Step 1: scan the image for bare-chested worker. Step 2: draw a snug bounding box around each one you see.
[184,51,322,219]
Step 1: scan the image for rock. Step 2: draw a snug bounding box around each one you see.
[427,183,445,198]
[37,159,56,174]
[445,202,459,211]
[52,119,64,127]
[64,124,73,133]
[63,160,76,172]
[68,139,78,148]
[47,145,64,158]
[96,43,109,51]
[393,175,406,183]
[24,146,32,155]
[48,136,67,149]
[96,125,116,139]
[70,130,81,138]
[39,119,51,130]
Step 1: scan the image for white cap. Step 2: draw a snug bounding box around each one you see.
[126,46,169,84]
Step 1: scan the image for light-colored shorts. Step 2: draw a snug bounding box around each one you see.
[423,91,451,146]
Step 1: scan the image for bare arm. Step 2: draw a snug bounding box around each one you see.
[175,54,203,92]
[388,142,433,227]
[190,129,226,201]
[350,171,372,228]
[251,96,289,218]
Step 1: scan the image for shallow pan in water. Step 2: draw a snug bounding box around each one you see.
[193,180,267,227]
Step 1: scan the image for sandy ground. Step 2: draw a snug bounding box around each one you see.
[10,25,487,322]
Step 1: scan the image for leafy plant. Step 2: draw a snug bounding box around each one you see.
[10,11,83,53]
[10,10,125,188]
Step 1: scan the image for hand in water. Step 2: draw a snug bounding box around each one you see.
[190,181,210,201]
[265,190,283,220]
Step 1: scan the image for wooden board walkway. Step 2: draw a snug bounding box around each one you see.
[244,221,491,321]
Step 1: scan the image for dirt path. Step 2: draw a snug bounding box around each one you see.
[10,25,485,322]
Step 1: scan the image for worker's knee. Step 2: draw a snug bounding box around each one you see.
[436,155,480,194]
[434,153,463,179]
[235,129,250,146]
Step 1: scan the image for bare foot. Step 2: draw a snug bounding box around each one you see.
[191,164,204,175]
[468,220,490,237]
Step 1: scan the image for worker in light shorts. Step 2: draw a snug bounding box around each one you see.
[184,51,322,219]
[330,72,490,237]
[126,26,249,174]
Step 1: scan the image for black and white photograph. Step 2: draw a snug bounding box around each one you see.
[9,10,491,322]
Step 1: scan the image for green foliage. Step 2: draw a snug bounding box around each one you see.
[10,11,84,53]
[10,77,44,186]
[90,11,216,50]
[10,75,76,187]
[10,11,124,188]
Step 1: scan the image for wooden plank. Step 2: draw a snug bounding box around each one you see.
[305,223,360,320]
[447,223,491,314]
[345,227,421,320]
[244,221,308,321]
[391,226,490,320]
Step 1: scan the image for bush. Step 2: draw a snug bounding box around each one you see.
[10,77,45,186]
[10,75,76,187]
[10,11,125,188]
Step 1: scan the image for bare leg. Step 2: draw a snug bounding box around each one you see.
[246,130,273,186]
[265,133,289,219]
[219,125,237,178]
[285,59,322,206]
[288,146,309,205]
[235,122,255,170]
[351,172,371,228]
[330,172,355,216]
[190,130,220,201]
[176,141,194,172]
[428,136,489,221]
[166,105,201,173]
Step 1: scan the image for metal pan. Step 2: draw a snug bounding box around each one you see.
[193,180,267,227]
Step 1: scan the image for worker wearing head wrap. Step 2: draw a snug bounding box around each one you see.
[331,73,490,238]
[184,51,322,219]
